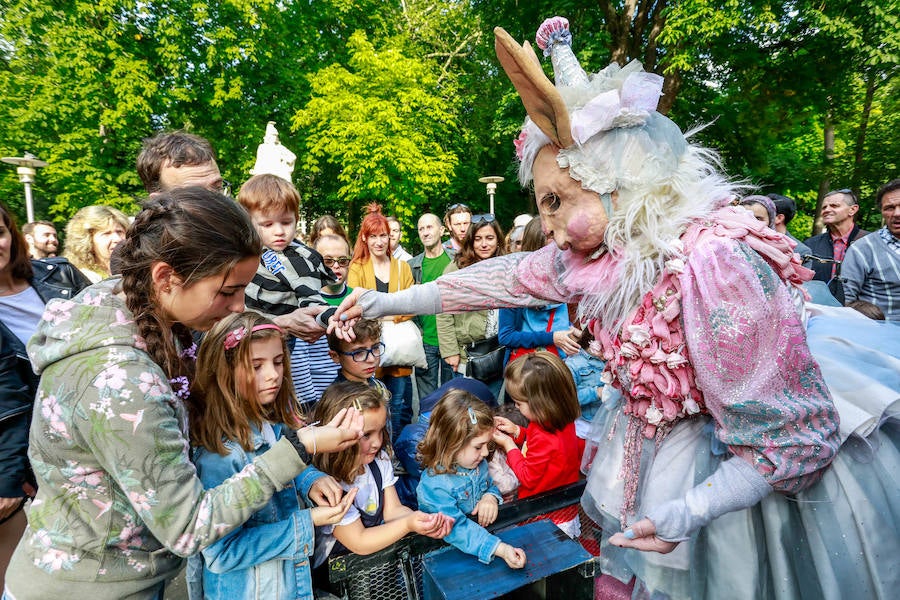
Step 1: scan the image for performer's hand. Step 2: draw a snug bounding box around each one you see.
[608,518,679,554]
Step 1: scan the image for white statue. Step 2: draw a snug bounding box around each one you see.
[251,121,296,182]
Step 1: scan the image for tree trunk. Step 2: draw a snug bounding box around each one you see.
[812,109,835,235]
[850,72,876,227]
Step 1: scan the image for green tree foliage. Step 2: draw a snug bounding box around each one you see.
[292,30,459,230]
[0,0,896,246]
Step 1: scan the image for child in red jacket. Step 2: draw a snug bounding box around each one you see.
[493,351,585,537]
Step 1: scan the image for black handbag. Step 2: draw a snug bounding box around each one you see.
[464,335,506,383]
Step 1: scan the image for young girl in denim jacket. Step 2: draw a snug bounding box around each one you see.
[188,312,357,600]
[417,390,527,569]
[310,381,453,572]
[493,352,584,538]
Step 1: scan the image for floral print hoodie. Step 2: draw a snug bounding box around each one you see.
[6,279,306,597]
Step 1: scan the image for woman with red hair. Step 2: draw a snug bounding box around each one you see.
[346,205,416,442]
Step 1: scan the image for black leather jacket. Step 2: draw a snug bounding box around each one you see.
[0,258,91,498]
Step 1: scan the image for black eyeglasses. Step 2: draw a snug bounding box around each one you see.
[338,342,385,362]
[471,214,496,225]
[323,257,351,268]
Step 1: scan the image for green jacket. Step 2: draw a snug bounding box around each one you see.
[6,278,306,599]
[436,262,489,362]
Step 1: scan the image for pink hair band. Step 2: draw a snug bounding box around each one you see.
[224,323,285,350]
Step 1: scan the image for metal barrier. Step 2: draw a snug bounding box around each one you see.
[326,480,600,600]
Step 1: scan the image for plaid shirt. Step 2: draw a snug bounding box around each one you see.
[841,227,900,321]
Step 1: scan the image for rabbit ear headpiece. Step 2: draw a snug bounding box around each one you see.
[495,17,739,332]
[496,18,687,201]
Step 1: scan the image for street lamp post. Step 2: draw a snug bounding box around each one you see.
[478,175,505,215]
[2,153,48,223]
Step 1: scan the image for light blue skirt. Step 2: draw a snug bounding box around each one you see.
[581,307,900,600]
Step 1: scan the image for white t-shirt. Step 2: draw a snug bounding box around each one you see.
[312,452,397,567]
[0,285,44,345]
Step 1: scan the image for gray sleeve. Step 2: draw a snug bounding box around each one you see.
[357,283,443,318]
[839,242,868,303]
[645,457,772,542]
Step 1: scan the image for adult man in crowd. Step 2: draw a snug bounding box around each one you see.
[136,131,226,194]
[387,216,413,261]
[443,203,471,251]
[409,213,456,398]
[22,221,58,259]
[767,193,812,260]
[804,189,868,282]
[841,179,900,321]
[134,131,327,341]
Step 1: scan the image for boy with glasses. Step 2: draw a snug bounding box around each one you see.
[326,319,392,418]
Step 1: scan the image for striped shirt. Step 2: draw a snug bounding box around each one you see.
[244,241,337,325]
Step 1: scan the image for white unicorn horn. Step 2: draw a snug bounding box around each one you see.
[535,16,590,87]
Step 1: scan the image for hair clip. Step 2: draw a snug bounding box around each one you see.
[467,406,477,425]
[353,397,363,412]
[224,323,284,350]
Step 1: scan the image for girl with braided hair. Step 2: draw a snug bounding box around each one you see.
[4,188,362,600]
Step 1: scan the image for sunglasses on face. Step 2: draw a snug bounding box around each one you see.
[338,342,386,362]
[323,257,351,268]
[471,213,496,225]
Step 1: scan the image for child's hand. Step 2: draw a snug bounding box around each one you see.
[491,428,516,453]
[472,494,499,527]
[407,511,455,539]
[298,407,364,454]
[495,542,527,569]
[327,288,369,338]
[493,416,520,439]
[311,488,358,526]
[308,475,344,507]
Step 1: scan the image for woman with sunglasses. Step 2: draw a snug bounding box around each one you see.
[346,204,416,441]
[435,214,506,394]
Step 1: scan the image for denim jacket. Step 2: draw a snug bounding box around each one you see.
[565,349,605,423]
[189,423,315,600]
[417,461,502,564]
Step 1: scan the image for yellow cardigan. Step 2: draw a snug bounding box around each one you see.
[346,256,416,377]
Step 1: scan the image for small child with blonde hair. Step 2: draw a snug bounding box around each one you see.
[417,390,527,569]
[310,381,453,571]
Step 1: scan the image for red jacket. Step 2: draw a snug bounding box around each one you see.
[506,421,583,499]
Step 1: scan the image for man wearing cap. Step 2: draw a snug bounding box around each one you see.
[841,179,900,320]
[804,189,869,282]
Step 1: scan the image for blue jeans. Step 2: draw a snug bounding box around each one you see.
[414,344,455,401]
[380,373,412,443]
